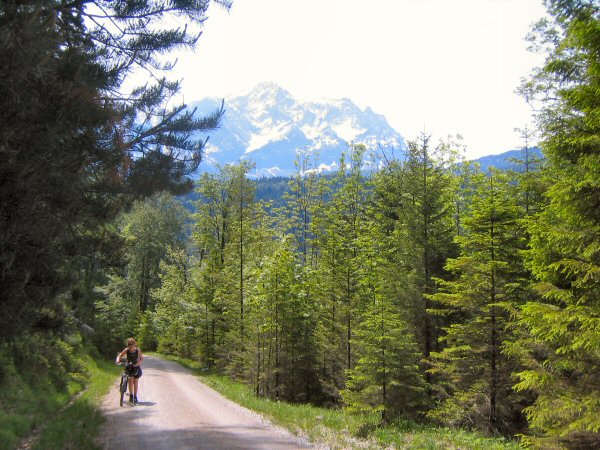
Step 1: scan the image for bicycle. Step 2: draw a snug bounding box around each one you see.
[117,358,136,406]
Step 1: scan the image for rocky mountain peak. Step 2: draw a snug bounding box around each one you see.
[192,82,406,177]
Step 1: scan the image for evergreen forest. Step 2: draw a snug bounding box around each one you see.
[1,1,599,448]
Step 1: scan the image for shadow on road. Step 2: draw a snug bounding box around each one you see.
[133,401,157,407]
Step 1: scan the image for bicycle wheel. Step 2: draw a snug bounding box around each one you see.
[119,374,127,407]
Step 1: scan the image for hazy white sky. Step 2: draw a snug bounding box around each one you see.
[171,0,548,158]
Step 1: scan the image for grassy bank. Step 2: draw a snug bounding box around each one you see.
[156,353,521,450]
[31,356,117,450]
[0,344,118,450]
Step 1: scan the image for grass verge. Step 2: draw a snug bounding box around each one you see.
[31,356,117,450]
[154,353,522,450]
[0,350,118,450]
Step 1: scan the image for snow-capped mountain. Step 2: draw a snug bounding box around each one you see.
[192,82,406,177]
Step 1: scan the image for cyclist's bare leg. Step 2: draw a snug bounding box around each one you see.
[128,377,134,397]
[133,377,139,397]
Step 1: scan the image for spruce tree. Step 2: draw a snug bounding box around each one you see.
[248,235,319,401]
[191,163,256,374]
[513,1,600,446]
[429,169,528,436]
[217,162,257,376]
[312,145,369,396]
[191,169,232,367]
[342,197,426,422]
[391,134,457,382]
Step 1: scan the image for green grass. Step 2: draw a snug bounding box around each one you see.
[154,353,522,450]
[0,348,119,450]
[31,356,118,450]
[0,356,81,449]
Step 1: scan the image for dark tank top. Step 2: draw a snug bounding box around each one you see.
[127,348,139,364]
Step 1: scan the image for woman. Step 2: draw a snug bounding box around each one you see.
[116,337,144,404]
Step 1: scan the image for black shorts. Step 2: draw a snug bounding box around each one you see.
[127,365,142,378]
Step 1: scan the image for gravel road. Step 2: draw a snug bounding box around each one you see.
[98,355,315,450]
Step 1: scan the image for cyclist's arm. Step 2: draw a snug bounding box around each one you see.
[115,348,127,364]
[136,349,144,366]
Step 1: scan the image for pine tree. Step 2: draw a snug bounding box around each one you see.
[0,0,228,341]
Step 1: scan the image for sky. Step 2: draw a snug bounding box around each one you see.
[170,0,549,159]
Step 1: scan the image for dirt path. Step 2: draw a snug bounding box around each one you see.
[98,356,315,450]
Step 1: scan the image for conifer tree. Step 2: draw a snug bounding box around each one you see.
[429,170,528,435]
[281,151,324,264]
[217,162,257,375]
[312,145,370,396]
[0,0,228,341]
[191,169,232,367]
[394,134,457,380]
[342,198,426,422]
[508,126,546,218]
[247,234,320,402]
[512,1,600,446]
[242,203,278,396]
[270,152,327,402]
[191,163,257,373]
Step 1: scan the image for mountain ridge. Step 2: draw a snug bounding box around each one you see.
[192,82,406,177]
[192,82,541,178]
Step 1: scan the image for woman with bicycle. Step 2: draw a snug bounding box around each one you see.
[116,337,144,404]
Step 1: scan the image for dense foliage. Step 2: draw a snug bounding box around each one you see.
[1,0,599,448]
[0,0,227,341]
[511,0,600,447]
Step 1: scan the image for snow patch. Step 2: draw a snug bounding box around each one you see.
[332,118,365,142]
[318,161,338,172]
[246,122,292,153]
[300,122,327,141]
[303,161,339,175]
[252,166,288,178]
[311,134,339,150]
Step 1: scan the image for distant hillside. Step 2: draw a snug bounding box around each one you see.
[473,147,543,171]
[182,147,545,210]
[255,176,291,208]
